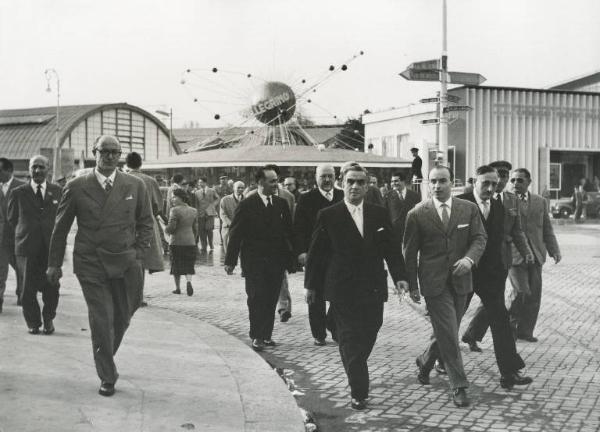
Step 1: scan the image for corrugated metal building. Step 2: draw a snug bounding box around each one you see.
[363,72,600,196]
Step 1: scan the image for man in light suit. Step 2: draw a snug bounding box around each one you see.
[194,177,220,251]
[508,168,561,342]
[219,180,245,250]
[384,171,421,244]
[305,162,408,411]
[403,166,486,407]
[8,155,62,333]
[47,135,153,397]
[0,157,25,311]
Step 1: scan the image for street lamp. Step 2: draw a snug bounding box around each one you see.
[45,68,61,181]
[155,109,173,156]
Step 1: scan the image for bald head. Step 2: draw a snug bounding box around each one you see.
[93,135,122,176]
[316,164,335,191]
[29,155,49,184]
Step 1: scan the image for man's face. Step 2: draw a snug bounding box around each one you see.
[235,184,245,195]
[316,167,335,191]
[198,179,206,188]
[391,176,405,191]
[220,178,227,186]
[0,162,11,183]
[283,178,296,192]
[496,169,509,193]
[474,171,499,201]
[343,170,368,205]
[29,157,49,184]
[369,176,378,187]
[259,170,278,196]
[428,168,452,202]
[510,171,530,195]
[95,137,121,173]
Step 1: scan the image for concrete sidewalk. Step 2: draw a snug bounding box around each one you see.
[0,271,304,432]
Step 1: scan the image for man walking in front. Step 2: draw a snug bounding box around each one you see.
[224,166,294,352]
[403,166,486,407]
[305,162,408,411]
[47,135,153,397]
[8,155,61,334]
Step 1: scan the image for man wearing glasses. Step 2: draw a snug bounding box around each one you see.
[47,135,153,397]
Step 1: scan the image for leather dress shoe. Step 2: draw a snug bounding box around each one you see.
[435,360,447,375]
[0,300,3,313]
[140,301,148,307]
[453,388,470,407]
[251,339,265,352]
[172,288,181,294]
[186,281,194,296]
[461,335,482,352]
[279,311,291,322]
[313,338,326,346]
[518,335,538,343]
[415,357,430,385]
[28,327,40,335]
[263,339,276,347]
[99,382,115,397]
[43,320,55,335]
[500,371,533,389]
[350,397,368,410]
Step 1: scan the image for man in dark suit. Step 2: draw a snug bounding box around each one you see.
[8,156,62,333]
[404,165,486,407]
[224,166,294,352]
[410,147,423,181]
[457,165,533,389]
[294,164,343,346]
[47,135,154,397]
[0,157,25,311]
[305,162,408,411]
[384,172,421,244]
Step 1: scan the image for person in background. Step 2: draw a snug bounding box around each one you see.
[166,174,185,218]
[365,174,384,206]
[383,172,421,244]
[194,177,219,251]
[165,188,198,296]
[572,178,587,223]
[214,175,233,245]
[410,147,423,182]
[219,181,245,250]
[283,176,301,202]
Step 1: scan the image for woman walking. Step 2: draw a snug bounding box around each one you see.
[165,188,198,296]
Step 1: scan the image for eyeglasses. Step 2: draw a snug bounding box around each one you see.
[510,178,525,184]
[96,149,122,157]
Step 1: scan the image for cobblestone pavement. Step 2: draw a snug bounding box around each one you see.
[144,224,600,432]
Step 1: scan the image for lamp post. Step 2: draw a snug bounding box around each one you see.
[45,68,61,181]
[155,109,173,156]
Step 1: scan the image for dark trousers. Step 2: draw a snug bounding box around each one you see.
[197,216,214,250]
[331,300,383,400]
[244,261,285,340]
[17,252,59,329]
[0,243,23,302]
[508,263,543,338]
[308,291,336,341]
[463,270,525,375]
[76,262,143,384]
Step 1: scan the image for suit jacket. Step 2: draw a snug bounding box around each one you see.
[165,205,198,246]
[246,185,295,214]
[403,198,487,297]
[305,201,406,304]
[48,170,154,279]
[412,156,423,179]
[224,193,294,274]
[194,187,220,217]
[512,192,560,265]
[365,185,384,206]
[0,177,26,249]
[457,191,531,271]
[7,182,62,257]
[219,193,243,227]
[293,188,344,256]
[384,188,421,243]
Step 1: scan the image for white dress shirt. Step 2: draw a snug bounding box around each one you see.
[30,180,47,198]
[473,189,490,219]
[1,176,14,196]
[396,188,406,199]
[344,199,364,237]
[94,168,117,190]
[319,188,333,202]
[257,190,273,207]
[432,196,452,221]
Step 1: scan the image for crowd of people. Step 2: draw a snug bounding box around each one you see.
[0,135,561,411]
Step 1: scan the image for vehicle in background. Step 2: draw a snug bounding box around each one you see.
[551,191,600,219]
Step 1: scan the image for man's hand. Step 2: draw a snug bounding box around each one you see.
[395,280,409,294]
[46,266,62,286]
[297,253,307,266]
[452,257,473,276]
[304,289,316,304]
[553,253,562,264]
[524,253,535,265]
[224,265,235,275]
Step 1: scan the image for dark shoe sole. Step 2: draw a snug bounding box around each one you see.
[43,327,55,335]
[28,328,40,335]
[280,311,291,322]
[416,358,430,385]
[186,282,194,296]
[172,290,181,294]
[99,385,115,397]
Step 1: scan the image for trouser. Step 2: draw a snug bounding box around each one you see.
[276,272,291,317]
[197,216,214,250]
[420,286,469,390]
[508,263,543,338]
[331,300,383,400]
[17,253,59,329]
[222,226,230,250]
[244,261,285,340]
[0,243,23,302]
[463,270,526,375]
[308,290,336,341]
[76,262,143,384]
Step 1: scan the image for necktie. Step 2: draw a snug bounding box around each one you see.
[36,184,44,207]
[398,190,404,200]
[351,206,363,237]
[104,179,112,193]
[481,200,490,220]
[266,196,273,208]
[325,191,332,202]
[441,203,450,227]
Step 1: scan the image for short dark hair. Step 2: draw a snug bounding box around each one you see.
[0,157,14,172]
[264,164,281,176]
[489,160,512,171]
[391,172,406,182]
[430,165,454,181]
[172,188,188,204]
[255,165,278,183]
[410,147,419,153]
[340,161,368,180]
[475,165,497,176]
[125,152,142,169]
[199,177,207,183]
[513,168,531,179]
[172,174,184,184]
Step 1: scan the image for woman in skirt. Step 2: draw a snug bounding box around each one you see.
[165,188,198,296]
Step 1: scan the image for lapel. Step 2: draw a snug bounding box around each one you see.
[363,203,376,244]
[100,171,131,220]
[446,198,463,235]
[424,199,447,234]
[82,172,109,208]
[339,201,364,242]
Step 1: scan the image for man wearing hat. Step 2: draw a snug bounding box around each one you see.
[410,147,423,182]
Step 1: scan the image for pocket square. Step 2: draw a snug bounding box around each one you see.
[52,200,58,204]
[125,195,134,200]
[377,227,385,232]
[457,223,469,229]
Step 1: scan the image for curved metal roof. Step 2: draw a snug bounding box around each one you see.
[0,103,176,159]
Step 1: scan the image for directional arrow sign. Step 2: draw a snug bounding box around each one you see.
[400,69,439,81]
[444,105,472,113]
[409,59,440,70]
[420,118,440,125]
[420,97,440,104]
[448,72,486,86]
[446,94,461,103]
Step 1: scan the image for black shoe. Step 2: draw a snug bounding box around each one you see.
[461,335,482,352]
[140,301,148,307]
[251,339,265,352]
[350,398,368,410]
[172,288,181,294]
[0,300,3,313]
[453,388,470,407]
[435,360,447,375]
[28,327,40,335]
[263,339,276,347]
[17,297,22,306]
[43,320,55,335]
[518,335,538,343]
[99,382,115,397]
[415,357,430,385]
[280,311,291,322]
[186,281,194,296]
[313,338,326,346]
[500,371,533,389]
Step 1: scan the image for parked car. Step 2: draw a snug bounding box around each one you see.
[551,192,600,219]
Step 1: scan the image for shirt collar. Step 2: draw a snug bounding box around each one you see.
[257,190,272,206]
[432,196,452,210]
[94,168,117,187]
[3,176,14,188]
[319,188,333,200]
[344,199,363,212]
[520,191,529,201]
[495,192,504,202]
[30,180,47,192]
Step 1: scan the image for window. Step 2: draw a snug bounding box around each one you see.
[396,134,409,158]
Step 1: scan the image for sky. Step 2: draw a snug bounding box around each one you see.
[1,0,599,129]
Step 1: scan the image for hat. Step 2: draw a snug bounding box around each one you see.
[410,147,419,153]
[219,175,228,180]
[489,160,512,171]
